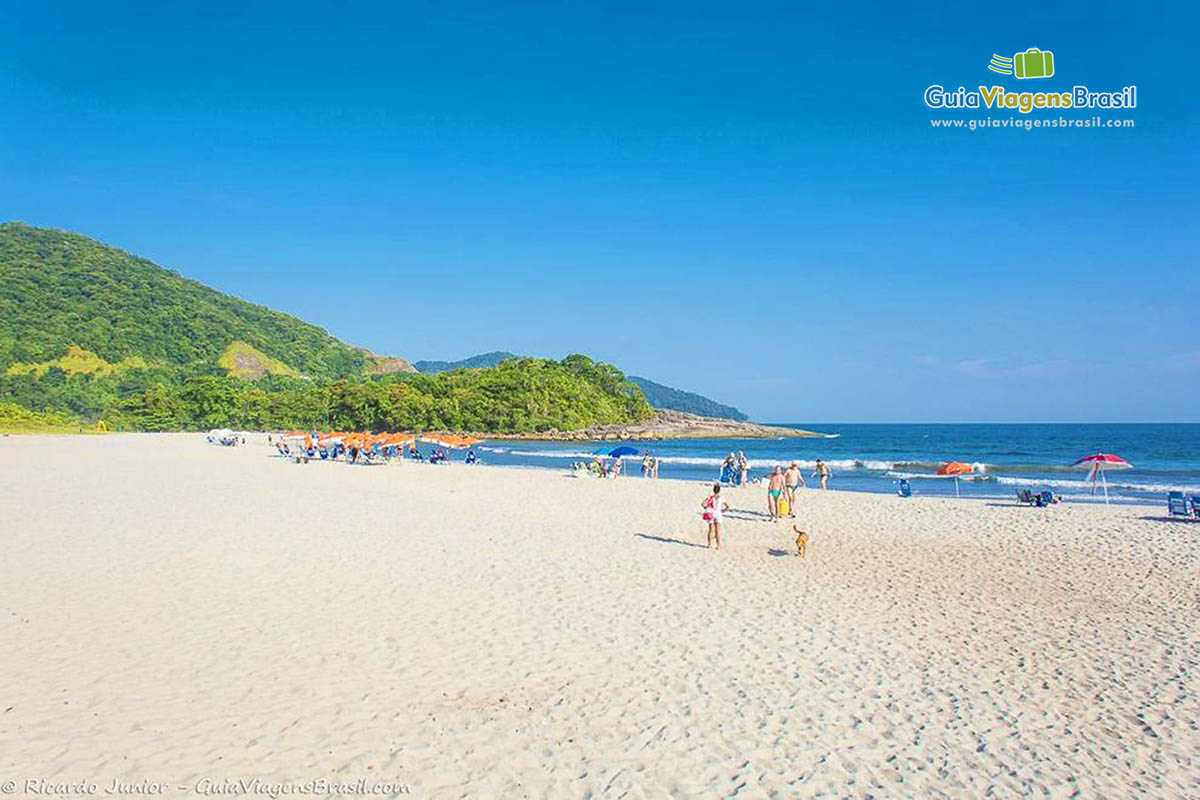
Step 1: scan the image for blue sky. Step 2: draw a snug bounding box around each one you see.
[2,1,1196,421]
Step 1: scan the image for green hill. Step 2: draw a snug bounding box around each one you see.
[0,224,650,433]
[0,222,411,380]
[627,376,748,421]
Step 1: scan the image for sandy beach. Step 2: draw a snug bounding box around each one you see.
[1,434,1196,798]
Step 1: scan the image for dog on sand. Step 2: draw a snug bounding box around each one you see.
[793,525,809,560]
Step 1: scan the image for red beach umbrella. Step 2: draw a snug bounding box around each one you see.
[1072,453,1132,504]
[937,461,974,496]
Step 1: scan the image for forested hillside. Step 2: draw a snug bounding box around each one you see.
[627,376,748,421]
[0,223,391,380]
[0,224,652,433]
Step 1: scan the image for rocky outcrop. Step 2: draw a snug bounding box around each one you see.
[467,409,826,441]
[359,349,417,374]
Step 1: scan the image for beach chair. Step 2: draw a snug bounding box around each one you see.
[895,479,911,498]
[1192,497,1200,520]
[1039,490,1055,506]
[1016,489,1037,505]
[1167,492,1190,518]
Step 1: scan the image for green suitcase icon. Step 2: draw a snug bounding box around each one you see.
[1014,48,1054,79]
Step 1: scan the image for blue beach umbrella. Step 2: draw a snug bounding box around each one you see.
[606,445,640,458]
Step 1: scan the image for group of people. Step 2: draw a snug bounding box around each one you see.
[269,433,479,467]
[206,429,246,446]
[703,457,835,547]
[765,460,834,518]
[575,457,618,478]
[574,454,660,479]
[640,454,661,479]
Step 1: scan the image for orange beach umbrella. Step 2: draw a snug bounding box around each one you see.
[937,461,974,496]
[438,435,482,448]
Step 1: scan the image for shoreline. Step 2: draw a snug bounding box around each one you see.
[299,446,1169,507]
[4,431,1170,505]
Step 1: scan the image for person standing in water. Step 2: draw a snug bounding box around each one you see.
[702,483,729,549]
[737,451,749,486]
[813,459,833,490]
[767,466,786,521]
[783,461,805,516]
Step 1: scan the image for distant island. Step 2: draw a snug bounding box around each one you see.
[0,223,774,438]
[416,352,750,421]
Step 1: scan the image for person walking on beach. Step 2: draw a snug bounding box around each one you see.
[767,466,786,521]
[813,459,832,490]
[737,451,749,486]
[702,483,729,549]
[784,461,804,516]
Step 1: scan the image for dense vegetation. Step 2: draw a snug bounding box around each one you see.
[1,355,650,433]
[627,376,748,421]
[417,351,750,421]
[0,401,94,434]
[0,222,373,380]
[415,351,518,374]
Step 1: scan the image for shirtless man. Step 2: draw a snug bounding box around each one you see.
[783,461,805,516]
[767,466,786,521]
[813,459,833,490]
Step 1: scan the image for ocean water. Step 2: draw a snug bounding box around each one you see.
[474,424,1200,504]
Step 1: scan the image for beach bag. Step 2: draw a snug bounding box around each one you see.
[778,495,790,516]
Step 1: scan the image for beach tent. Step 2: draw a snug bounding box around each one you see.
[1072,453,1131,504]
[937,461,974,497]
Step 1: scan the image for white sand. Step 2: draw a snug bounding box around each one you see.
[1,434,1196,798]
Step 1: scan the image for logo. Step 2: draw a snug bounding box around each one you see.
[925,46,1136,114]
[989,48,1055,79]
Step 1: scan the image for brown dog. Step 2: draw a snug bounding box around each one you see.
[793,525,809,560]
